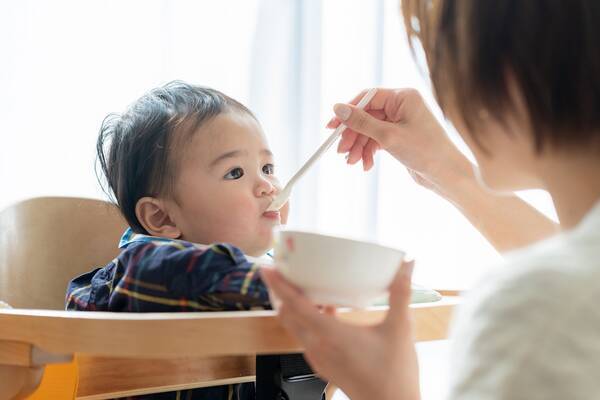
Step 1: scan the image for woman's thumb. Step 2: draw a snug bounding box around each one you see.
[333,103,391,145]
[382,259,415,330]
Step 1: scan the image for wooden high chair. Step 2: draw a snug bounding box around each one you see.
[0,197,459,399]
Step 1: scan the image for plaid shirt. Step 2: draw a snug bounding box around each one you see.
[66,228,272,399]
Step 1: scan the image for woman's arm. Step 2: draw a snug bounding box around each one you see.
[329,88,558,252]
[431,159,558,252]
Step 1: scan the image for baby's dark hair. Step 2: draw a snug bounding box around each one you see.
[97,80,256,233]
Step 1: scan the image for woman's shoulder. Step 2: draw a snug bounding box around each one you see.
[448,229,600,398]
[470,221,600,313]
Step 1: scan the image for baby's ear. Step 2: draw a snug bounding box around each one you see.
[135,197,181,239]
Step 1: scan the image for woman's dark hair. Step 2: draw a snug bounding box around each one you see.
[402,0,600,152]
[97,81,255,233]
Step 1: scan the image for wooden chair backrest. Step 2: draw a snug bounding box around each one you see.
[0,197,127,310]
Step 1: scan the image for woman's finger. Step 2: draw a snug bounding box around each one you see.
[260,268,337,335]
[347,134,370,164]
[382,260,415,332]
[260,268,302,304]
[260,269,317,341]
[362,139,379,171]
[338,129,358,153]
[322,305,337,316]
[336,109,387,154]
[327,117,340,129]
[329,108,386,130]
[333,104,393,147]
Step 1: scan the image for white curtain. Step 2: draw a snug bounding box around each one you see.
[249,0,323,229]
[249,0,503,289]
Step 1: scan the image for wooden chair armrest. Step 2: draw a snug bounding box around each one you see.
[0,297,459,360]
[434,289,463,297]
[0,298,459,399]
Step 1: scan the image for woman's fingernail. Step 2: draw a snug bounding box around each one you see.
[402,260,415,279]
[333,103,351,121]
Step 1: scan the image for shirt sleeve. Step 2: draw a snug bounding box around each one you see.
[447,263,600,400]
[65,266,109,311]
[66,241,271,312]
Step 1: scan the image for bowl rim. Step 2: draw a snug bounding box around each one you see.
[275,228,405,256]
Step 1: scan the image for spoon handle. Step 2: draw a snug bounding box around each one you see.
[284,125,344,190]
[284,88,378,191]
[266,88,378,211]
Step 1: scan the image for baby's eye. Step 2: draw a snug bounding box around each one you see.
[262,163,274,175]
[224,167,244,180]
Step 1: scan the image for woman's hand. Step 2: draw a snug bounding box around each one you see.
[329,88,471,196]
[329,88,559,252]
[260,261,420,400]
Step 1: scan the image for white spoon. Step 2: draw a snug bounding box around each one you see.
[266,88,378,212]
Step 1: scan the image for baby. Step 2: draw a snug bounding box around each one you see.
[66,81,289,399]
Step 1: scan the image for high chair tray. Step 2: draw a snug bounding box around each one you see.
[0,297,460,399]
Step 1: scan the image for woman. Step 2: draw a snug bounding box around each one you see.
[261,0,600,399]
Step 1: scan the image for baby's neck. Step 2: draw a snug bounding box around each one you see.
[185,239,271,262]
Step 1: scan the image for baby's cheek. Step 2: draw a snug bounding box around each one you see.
[271,179,289,223]
[229,197,260,222]
[280,200,290,224]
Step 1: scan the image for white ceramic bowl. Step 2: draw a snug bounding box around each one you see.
[273,230,405,308]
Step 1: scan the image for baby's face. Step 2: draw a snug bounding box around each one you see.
[167,112,288,256]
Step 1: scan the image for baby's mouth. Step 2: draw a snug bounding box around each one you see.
[262,210,280,220]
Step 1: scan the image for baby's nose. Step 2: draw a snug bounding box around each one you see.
[256,178,276,196]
